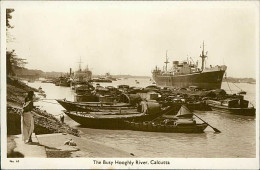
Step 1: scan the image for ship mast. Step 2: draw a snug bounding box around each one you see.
[78,57,83,71]
[200,41,207,71]
[164,50,169,72]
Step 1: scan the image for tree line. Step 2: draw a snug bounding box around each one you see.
[6,9,27,77]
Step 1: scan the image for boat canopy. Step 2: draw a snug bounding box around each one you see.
[176,105,193,118]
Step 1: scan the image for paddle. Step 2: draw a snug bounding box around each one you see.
[193,113,221,133]
[149,106,177,122]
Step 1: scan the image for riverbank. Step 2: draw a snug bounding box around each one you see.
[7,77,80,157]
[7,77,79,136]
[9,133,133,158]
[37,133,134,158]
[6,77,135,158]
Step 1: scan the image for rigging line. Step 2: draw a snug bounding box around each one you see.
[249,101,255,108]
[232,82,243,91]
[225,76,233,93]
[226,81,232,93]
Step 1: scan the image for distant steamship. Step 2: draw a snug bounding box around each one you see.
[152,42,227,89]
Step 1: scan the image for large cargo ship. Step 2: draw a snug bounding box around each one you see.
[152,42,227,89]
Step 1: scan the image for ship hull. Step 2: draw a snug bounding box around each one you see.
[153,70,225,89]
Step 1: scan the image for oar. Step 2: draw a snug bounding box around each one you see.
[193,113,221,133]
[150,106,177,122]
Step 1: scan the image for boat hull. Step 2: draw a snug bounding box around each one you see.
[64,111,136,129]
[161,102,212,112]
[56,99,133,112]
[63,106,176,129]
[208,104,255,116]
[153,70,225,89]
[74,94,99,102]
[124,121,208,133]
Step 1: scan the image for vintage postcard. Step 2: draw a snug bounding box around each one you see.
[1,0,259,169]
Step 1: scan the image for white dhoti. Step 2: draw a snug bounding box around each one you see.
[21,111,34,142]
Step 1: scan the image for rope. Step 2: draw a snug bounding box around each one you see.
[40,100,60,105]
[232,82,243,91]
[39,99,57,101]
[249,102,255,108]
[51,113,64,116]
[225,75,233,93]
[226,81,232,93]
[35,98,65,116]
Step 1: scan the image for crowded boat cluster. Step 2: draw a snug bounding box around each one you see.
[38,80,254,133]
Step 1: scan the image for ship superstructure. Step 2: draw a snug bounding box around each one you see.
[152,42,227,89]
[74,58,92,82]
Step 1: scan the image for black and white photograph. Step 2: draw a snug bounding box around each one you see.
[1,0,259,169]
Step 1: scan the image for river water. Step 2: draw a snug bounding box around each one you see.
[28,78,256,157]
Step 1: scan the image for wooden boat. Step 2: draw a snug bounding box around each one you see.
[124,121,207,133]
[160,101,211,112]
[207,99,255,116]
[63,106,175,129]
[56,99,133,112]
[75,84,95,94]
[124,105,208,133]
[74,94,99,102]
[237,91,246,95]
[73,85,99,102]
[91,78,112,83]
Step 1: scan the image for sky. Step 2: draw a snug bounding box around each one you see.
[6,1,259,78]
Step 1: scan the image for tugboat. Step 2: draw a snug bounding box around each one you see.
[54,76,71,87]
[105,72,117,81]
[152,42,227,89]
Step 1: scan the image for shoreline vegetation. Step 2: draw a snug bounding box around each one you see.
[222,77,256,84]
[13,67,151,79]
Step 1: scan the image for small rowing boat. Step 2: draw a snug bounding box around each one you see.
[124,105,208,133]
